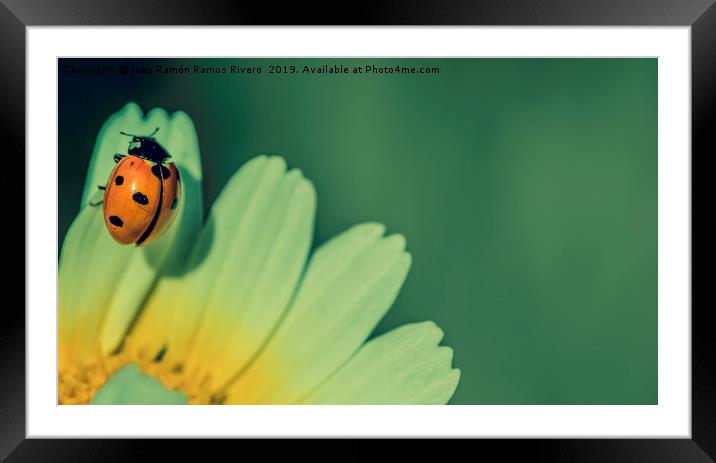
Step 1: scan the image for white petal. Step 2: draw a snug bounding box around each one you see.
[59,205,135,365]
[303,321,460,404]
[130,156,316,392]
[59,103,203,358]
[224,222,411,404]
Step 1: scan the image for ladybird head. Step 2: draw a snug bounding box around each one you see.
[120,127,171,163]
[127,136,150,152]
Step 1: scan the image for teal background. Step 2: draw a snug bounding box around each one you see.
[59,58,657,404]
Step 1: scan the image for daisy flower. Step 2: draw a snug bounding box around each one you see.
[59,103,460,405]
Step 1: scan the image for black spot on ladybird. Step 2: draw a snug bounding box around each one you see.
[115,175,124,186]
[170,197,178,209]
[151,164,171,180]
[109,215,124,227]
[133,192,149,205]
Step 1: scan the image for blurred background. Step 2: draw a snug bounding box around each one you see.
[59,58,657,404]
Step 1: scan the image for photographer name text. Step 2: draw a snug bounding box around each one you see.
[63,63,441,77]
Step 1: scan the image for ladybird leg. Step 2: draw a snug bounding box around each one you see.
[89,185,106,206]
[113,153,126,163]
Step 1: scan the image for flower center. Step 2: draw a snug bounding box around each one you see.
[58,354,130,404]
[59,337,220,404]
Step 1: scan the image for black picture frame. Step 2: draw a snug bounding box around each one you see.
[5,0,714,460]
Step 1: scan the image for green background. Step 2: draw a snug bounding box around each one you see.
[59,58,657,404]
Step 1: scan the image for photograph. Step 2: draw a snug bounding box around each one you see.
[57,57,657,406]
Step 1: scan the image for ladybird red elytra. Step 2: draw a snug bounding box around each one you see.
[92,128,181,246]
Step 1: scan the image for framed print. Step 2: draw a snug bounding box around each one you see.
[5,0,715,460]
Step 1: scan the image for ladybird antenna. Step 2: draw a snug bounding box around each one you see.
[119,128,160,138]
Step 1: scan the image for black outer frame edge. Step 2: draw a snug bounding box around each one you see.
[2,439,715,462]
[4,0,715,461]
[0,0,715,25]
[0,1,26,462]
[692,1,716,461]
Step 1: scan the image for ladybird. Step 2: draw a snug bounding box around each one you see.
[93,128,181,246]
